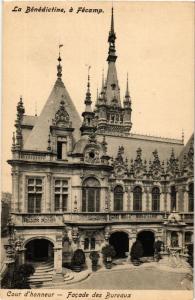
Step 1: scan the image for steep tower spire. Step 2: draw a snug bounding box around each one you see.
[124,73,131,106]
[95,8,132,135]
[80,66,96,136]
[123,73,132,131]
[107,7,117,63]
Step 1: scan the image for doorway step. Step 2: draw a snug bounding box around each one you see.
[28,261,54,288]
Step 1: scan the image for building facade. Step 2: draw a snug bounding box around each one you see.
[8,9,193,274]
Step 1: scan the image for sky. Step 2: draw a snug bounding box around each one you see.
[2,1,194,192]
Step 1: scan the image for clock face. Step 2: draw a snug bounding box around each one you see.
[85,148,100,163]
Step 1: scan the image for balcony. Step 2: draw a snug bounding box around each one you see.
[63,211,167,224]
[179,213,194,223]
[11,211,193,227]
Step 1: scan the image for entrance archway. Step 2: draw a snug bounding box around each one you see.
[25,239,54,262]
[109,232,129,258]
[137,231,155,257]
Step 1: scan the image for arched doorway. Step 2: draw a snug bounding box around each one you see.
[25,239,54,262]
[137,231,155,257]
[109,232,129,258]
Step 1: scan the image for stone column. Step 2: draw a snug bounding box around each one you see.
[142,187,147,211]
[54,247,62,274]
[166,193,171,212]
[46,173,52,212]
[167,231,171,248]
[12,170,19,212]
[18,248,26,265]
[126,187,131,211]
[183,190,188,212]
[178,231,183,249]
[160,192,164,211]
[129,234,137,263]
[147,189,152,211]
[129,189,133,211]
[124,186,128,211]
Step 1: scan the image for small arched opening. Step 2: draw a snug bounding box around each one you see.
[109,231,129,258]
[137,231,155,257]
[25,238,54,262]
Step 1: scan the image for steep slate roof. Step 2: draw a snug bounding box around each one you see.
[24,79,82,151]
[105,62,121,106]
[178,133,194,164]
[102,134,183,162]
[22,115,38,127]
[73,133,183,163]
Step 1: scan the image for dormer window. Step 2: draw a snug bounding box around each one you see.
[57,137,67,160]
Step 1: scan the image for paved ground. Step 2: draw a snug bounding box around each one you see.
[65,267,189,290]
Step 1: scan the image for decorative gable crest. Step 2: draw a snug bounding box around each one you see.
[52,96,71,128]
[149,149,163,180]
[181,137,194,176]
[130,148,147,179]
[166,149,180,178]
[111,146,128,178]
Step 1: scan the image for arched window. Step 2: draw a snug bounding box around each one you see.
[114,185,123,211]
[188,183,194,212]
[133,186,142,211]
[82,178,100,212]
[152,187,160,211]
[185,232,193,245]
[84,238,89,250]
[170,186,177,211]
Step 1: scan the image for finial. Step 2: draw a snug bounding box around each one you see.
[182,129,184,144]
[87,65,91,93]
[110,5,114,34]
[57,44,63,79]
[35,100,37,116]
[125,72,130,99]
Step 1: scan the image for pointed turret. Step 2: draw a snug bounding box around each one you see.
[123,73,132,131]
[124,73,131,108]
[80,68,96,136]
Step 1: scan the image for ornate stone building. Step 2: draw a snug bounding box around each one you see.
[8,9,193,274]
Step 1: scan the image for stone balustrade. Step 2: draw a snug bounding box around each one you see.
[12,213,64,226]
[13,151,56,161]
[11,211,193,227]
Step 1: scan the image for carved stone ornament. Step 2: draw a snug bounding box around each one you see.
[149,150,163,180]
[132,148,146,179]
[112,146,128,178]
[52,96,71,127]
[166,149,180,178]
[84,148,100,164]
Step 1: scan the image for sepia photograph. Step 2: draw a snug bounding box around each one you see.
[1,1,194,299]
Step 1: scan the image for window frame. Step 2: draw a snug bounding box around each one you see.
[152,187,160,211]
[133,186,142,211]
[27,178,43,213]
[114,185,123,211]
